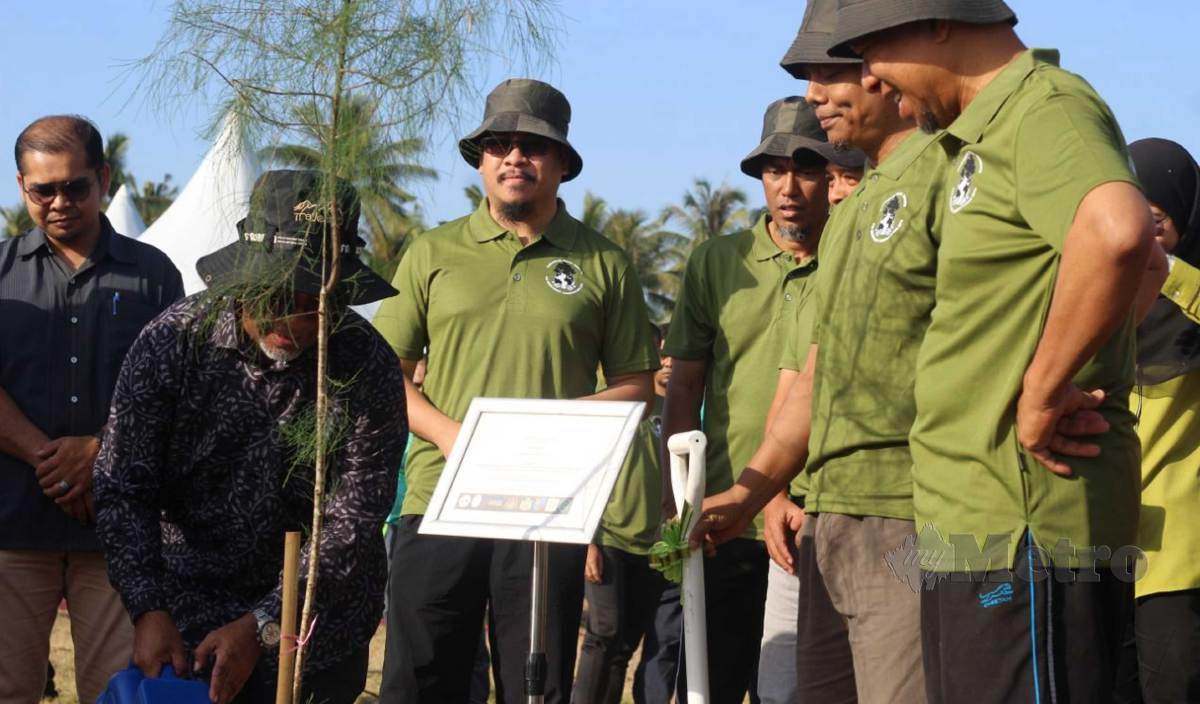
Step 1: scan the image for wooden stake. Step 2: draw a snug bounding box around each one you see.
[275,531,302,704]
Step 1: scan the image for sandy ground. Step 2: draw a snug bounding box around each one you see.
[45,607,652,704]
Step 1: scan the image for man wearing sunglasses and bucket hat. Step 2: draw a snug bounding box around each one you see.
[374,78,659,703]
[0,114,183,704]
[94,169,408,704]
[826,1,1156,701]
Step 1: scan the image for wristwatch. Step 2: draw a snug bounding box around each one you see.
[253,607,282,650]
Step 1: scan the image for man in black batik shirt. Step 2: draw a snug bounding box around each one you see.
[94,170,407,704]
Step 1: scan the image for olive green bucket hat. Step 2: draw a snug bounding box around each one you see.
[827,0,1017,58]
[458,78,583,181]
[780,0,861,80]
[740,97,838,179]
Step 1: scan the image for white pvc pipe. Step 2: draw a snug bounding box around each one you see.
[668,431,709,704]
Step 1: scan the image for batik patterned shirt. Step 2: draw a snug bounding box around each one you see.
[94,294,407,672]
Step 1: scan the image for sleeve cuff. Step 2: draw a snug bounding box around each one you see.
[1162,260,1200,323]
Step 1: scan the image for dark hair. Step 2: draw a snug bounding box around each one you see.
[14,115,105,173]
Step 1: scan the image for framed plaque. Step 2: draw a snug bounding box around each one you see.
[419,397,645,544]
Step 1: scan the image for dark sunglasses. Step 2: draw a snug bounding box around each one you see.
[23,177,94,206]
[480,134,556,158]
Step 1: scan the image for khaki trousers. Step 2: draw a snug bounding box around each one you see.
[798,513,926,704]
[0,550,133,704]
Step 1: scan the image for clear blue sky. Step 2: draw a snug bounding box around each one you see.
[2,1,1197,227]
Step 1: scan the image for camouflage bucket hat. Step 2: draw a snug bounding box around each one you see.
[780,0,861,80]
[740,97,838,179]
[827,0,1017,58]
[459,78,584,182]
[196,170,397,306]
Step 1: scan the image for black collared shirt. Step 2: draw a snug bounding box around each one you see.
[0,215,183,551]
[93,296,407,672]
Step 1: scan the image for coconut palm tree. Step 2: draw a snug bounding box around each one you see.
[104,132,135,200]
[1,203,33,238]
[581,192,687,322]
[260,95,435,279]
[135,175,179,227]
[463,184,484,210]
[661,178,751,250]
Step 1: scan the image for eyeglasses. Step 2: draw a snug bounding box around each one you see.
[22,177,94,206]
[479,134,556,158]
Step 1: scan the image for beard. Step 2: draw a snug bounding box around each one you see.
[776,224,808,243]
[497,198,535,222]
[918,110,942,135]
[257,338,302,363]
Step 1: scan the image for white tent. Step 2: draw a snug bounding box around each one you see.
[140,115,260,294]
[139,115,384,322]
[105,184,146,238]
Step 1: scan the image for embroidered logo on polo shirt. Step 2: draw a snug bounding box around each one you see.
[950,152,982,213]
[545,259,583,295]
[870,192,907,242]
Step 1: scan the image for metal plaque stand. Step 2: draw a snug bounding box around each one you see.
[525,540,550,703]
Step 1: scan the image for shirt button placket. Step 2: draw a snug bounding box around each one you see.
[68,277,81,427]
[507,253,528,311]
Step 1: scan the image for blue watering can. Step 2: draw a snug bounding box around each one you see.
[96,663,210,704]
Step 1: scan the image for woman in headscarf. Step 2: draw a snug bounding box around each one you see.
[1126,137,1200,704]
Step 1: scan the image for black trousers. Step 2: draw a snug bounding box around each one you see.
[1118,588,1200,703]
[231,646,369,704]
[921,532,1134,704]
[573,546,670,704]
[676,537,768,704]
[631,582,682,704]
[379,514,586,704]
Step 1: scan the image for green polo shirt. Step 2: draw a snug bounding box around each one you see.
[664,214,818,538]
[910,49,1141,572]
[373,199,660,516]
[777,273,820,499]
[805,131,945,521]
[598,397,664,554]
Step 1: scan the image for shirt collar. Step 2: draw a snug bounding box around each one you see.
[15,229,49,259]
[102,214,138,264]
[468,198,579,251]
[944,48,1056,145]
[751,213,786,262]
[211,298,243,351]
[871,130,943,181]
[752,212,816,268]
[15,213,133,265]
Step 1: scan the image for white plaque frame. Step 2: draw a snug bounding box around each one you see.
[418,397,645,544]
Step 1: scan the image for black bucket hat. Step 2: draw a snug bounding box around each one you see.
[740,97,839,179]
[828,0,1017,58]
[780,0,862,80]
[458,78,583,182]
[196,170,397,306]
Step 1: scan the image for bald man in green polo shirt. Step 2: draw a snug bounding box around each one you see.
[829,1,1157,701]
[374,79,659,704]
[689,1,935,697]
[661,97,838,703]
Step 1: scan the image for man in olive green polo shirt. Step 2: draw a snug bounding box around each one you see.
[375,78,659,704]
[692,2,934,699]
[831,1,1157,701]
[661,96,837,703]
